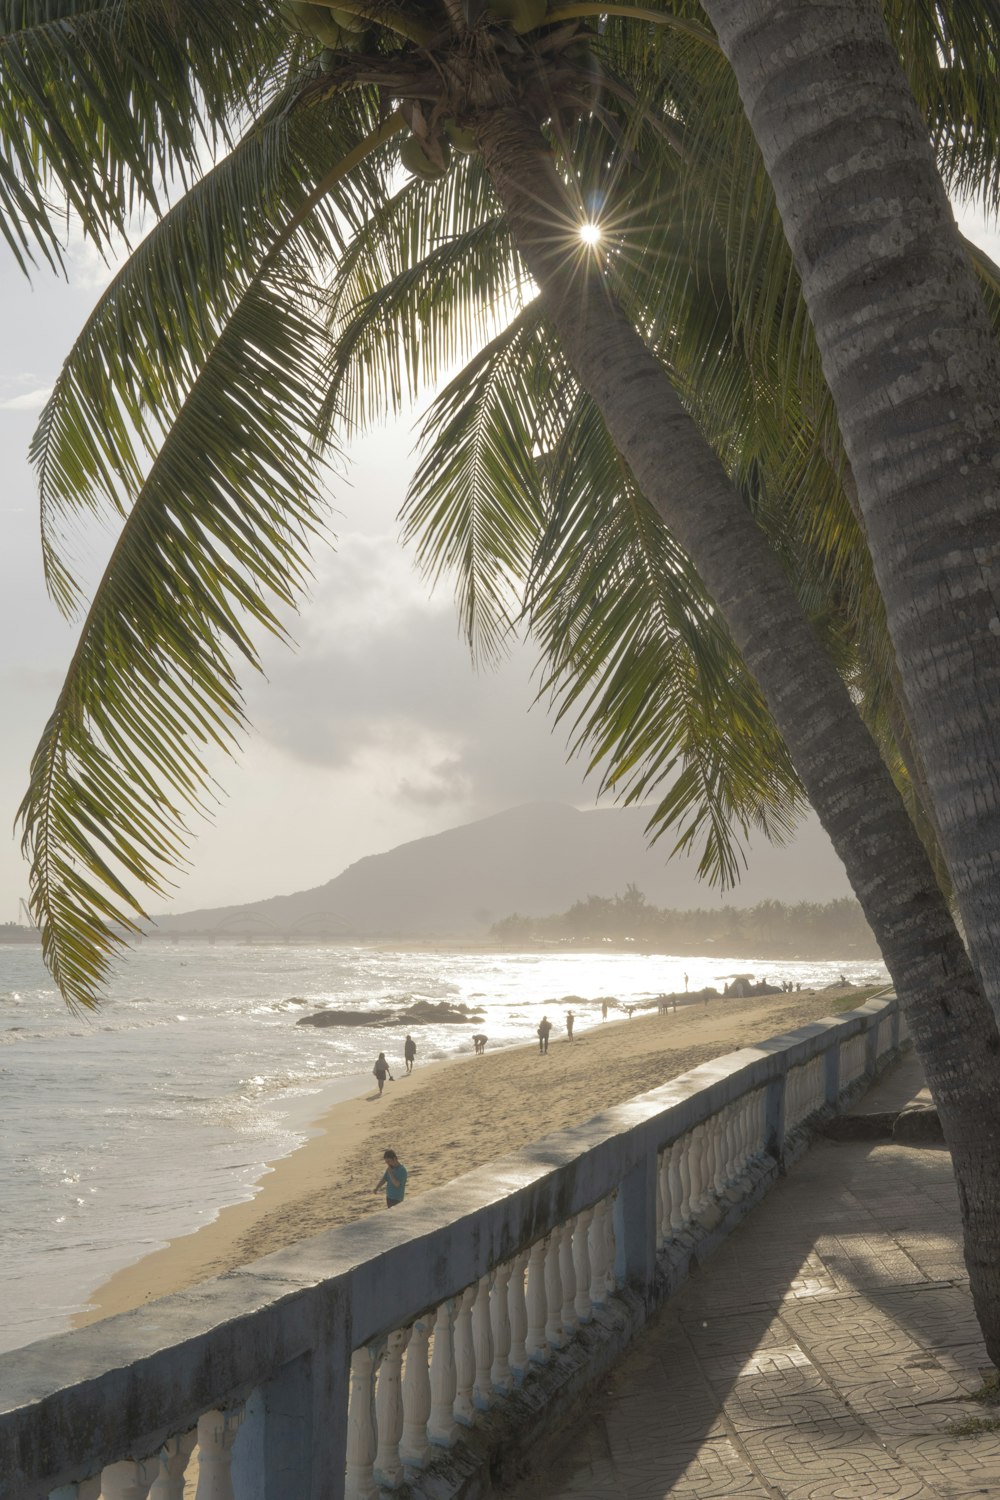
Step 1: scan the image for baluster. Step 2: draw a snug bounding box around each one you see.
[196,1409,242,1500]
[733,1096,747,1171]
[428,1301,457,1448]
[101,1461,154,1500]
[560,1217,578,1333]
[657,1146,672,1246]
[508,1249,530,1379]
[740,1094,753,1168]
[400,1314,433,1470]
[655,1167,664,1246]
[588,1199,610,1307]
[725,1103,738,1174]
[453,1284,477,1425]
[678,1132,693,1221]
[490,1261,513,1394]
[724,1105,738,1182]
[754,1090,766,1155]
[740,1093,753,1160]
[572,1207,593,1323]
[525,1238,549,1362]
[667,1141,684,1231]
[687,1125,704,1215]
[696,1123,712,1211]
[708,1119,721,1192]
[472,1273,494,1410]
[374,1327,411,1489]
[149,1433,197,1500]
[715,1110,729,1189]
[604,1192,618,1293]
[544,1224,566,1349]
[345,1348,380,1500]
[704,1117,719,1197]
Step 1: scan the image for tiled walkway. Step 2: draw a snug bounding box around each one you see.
[514,1073,1000,1498]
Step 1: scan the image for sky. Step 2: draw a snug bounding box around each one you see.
[3,202,999,922]
[0,236,602,922]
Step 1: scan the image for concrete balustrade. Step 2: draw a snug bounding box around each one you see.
[2,997,903,1500]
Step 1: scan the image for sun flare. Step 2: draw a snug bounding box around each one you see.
[579,222,603,247]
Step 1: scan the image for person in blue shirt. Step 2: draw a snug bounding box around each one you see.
[375,1149,407,1207]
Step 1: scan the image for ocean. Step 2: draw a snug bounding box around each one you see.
[0,940,886,1353]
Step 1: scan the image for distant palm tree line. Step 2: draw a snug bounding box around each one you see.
[490,886,878,959]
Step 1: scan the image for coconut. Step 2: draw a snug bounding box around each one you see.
[400,134,452,181]
[445,120,479,155]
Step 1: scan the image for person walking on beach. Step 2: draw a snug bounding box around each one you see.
[684,972,689,993]
[404,1034,416,1074]
[565,1010,575,1041]
[374,1149,407,1207]
[537,1016,552,1054]
[373,1052,393,1096]
[601,999,608,1022]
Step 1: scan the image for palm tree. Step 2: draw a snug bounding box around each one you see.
[6,0,1000,1352]
[696,0,1000,1021]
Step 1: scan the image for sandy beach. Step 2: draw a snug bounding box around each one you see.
[77,986,874,1326]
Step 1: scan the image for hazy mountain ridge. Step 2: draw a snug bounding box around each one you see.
[150,803,854,939]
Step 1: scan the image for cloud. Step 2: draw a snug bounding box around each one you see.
[220,523,600,828]
[0,387,51,412]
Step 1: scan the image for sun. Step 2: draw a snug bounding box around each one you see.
[579,222,603,247]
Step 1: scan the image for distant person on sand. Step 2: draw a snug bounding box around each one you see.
[684,972,689,992]
[404,1035,416,1074]
[601,1000,609,1022]
[537,1016,552,1054]
[472,1033,488,1054]
[374,1148,407,1207]
[373,1052,393,1096]
[565,1010,575,1041]
[625,1005,635,1019]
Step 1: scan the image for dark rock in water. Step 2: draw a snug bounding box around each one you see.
[405,999,486,1023]
[297,1009,381,1028]
[297,999,485,1029]
[724,978,783,998]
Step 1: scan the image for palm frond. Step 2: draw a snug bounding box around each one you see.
[19,237,336,1011]
[32,88,393,615]
[321,155,523,432]
[403,306,552,659]
[530,383,805,888]
[0,0,286,269]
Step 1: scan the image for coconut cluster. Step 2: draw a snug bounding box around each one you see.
[280,0,559,182]
[400,119,479,180]
[280,0,367,51]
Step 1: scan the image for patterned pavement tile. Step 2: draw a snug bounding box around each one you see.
[504,1071,996,1500]
[862,1401,992,1444]
[891,1430,1000,1492]
[783,1326,925,1373]
[740,1417,899,1481]
[780,1477,938,1499]
[720,1370,851,1433]
[614,1440,765,1499]
[699,1344,814,1384]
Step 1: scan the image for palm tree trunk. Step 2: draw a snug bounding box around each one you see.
[697,0,1000,1024]
[476,104,1000,1363]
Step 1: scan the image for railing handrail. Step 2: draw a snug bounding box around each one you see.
[0,996,899,1498]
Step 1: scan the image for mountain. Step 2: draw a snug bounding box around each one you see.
[150,803,854,940]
